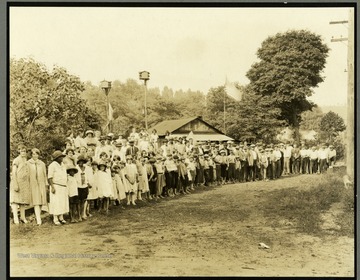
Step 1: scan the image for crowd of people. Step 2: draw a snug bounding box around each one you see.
[10,127,337,226]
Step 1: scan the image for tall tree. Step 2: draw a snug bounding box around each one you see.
[246,30,329,143]
[227,89,285,143]
[319,111,346,142]
[172,89,206,118]
[204,86,237,134]
[10,58,101,162]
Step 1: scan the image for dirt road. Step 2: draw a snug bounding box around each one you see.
[10,174,354,277]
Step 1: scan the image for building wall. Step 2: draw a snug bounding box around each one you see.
[174,119,218,134]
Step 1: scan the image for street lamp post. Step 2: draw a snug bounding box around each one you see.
[100,79,112,133]
[139,71,150,131]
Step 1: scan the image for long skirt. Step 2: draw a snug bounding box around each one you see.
[87,184,98,200]
[10,164,31,205]
[49,184,69,215]
[125,180,138,193]
[138,175,149,193]
[117,177,126,200]
[156,174,166,196]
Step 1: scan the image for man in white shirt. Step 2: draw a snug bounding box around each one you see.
[318,144,329,173]
[273,145,282,178]
[300,145,310,174]
[328,145,337,167]
[309,146,319,174]
[283,143,292,175]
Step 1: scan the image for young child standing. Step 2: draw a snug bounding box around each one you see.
[177,156,188,194]
[118,161,129,204]
[86,160,99,217]
[67,164,80,223]
[76,155,91,221]
[96,160,113,214]
[123,155,139,205]
[148,158,157,199]
[144,157,154,200]
[113,165,126,207]
[111,167,120,206]
[136,157,149,201]
[187,156,196,190]
[259,148,269,181]
[155,157,166,198]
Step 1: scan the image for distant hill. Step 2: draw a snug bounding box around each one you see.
[320,105,347,123]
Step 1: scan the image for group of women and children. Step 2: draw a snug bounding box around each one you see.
[10,127,337,226]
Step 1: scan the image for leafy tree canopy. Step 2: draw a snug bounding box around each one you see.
[10,58,102,162]
[246,30,329,141]
[299,105,323,132]
[319,111,346,142]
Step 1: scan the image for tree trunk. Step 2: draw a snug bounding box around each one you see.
[292,110,301,144]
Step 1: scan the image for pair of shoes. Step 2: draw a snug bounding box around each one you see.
[59,219,67,224]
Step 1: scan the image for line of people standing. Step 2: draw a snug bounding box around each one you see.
[10,127,337,226]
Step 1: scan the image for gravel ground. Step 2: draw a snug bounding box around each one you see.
[9,174,354,277]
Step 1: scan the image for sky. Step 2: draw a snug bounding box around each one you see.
[10,6,351,106]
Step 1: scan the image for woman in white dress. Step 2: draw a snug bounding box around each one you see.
[48,150,68,225]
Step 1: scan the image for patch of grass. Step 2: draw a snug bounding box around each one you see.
[336,184,354,237]
[261,172,349,235]
[10,224,36,236]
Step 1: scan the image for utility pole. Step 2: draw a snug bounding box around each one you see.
[223,90,226,134]
[329,8,354,180]
[139,71,150,131]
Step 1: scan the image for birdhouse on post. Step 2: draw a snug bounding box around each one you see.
[100,80,112,96]
[139,71,150,83]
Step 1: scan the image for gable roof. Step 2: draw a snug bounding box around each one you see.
[149,116,225,136]
[149,117,198,136]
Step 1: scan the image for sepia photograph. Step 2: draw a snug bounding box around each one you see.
[8,3,355,277]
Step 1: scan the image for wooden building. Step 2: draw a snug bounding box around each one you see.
[149,116,234,144]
